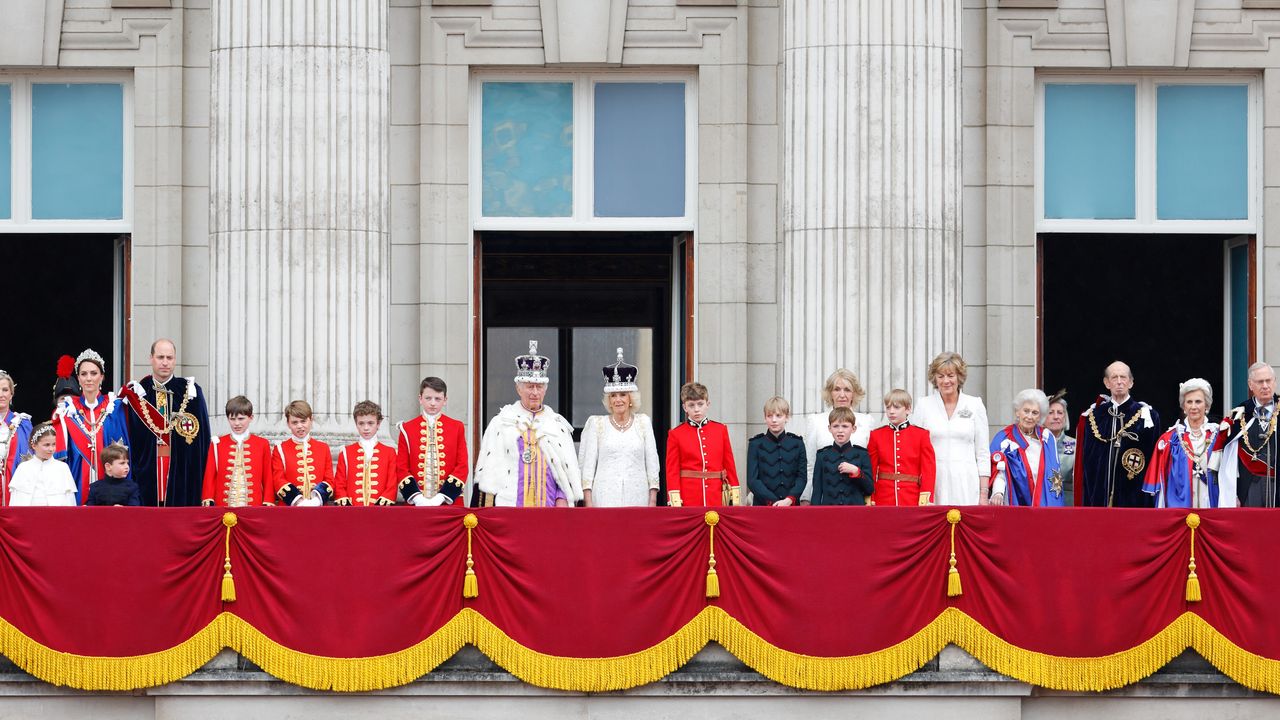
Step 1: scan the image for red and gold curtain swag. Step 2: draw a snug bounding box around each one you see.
[0,506,1275,693]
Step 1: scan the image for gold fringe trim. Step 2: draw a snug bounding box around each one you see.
[1,608,1279,694]
[0,614,227,690]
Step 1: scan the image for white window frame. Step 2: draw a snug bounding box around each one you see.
[0,71,134,234]
[1035,73,1259,234]
[470,70,698,232]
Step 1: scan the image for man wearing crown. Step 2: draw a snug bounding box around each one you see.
[475,341,583,507]
[119,338,212,506]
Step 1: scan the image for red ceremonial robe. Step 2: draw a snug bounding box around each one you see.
[867,421,937,506]
[334,441,398,506]
[201,434,273,507]
[395,414,468,505]
[664,419,740,507]
[271,437,335,506]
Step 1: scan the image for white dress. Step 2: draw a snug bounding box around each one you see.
[913,392,990,506]
[799,410,876,503]
[9,457,78,506]
[578,414,661,507]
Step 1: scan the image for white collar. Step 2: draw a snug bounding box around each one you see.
[1108,395,1131,406]
[290,435,311,444]
[422,413,440,424]
[358,437,378,453]
[230,431,250,443]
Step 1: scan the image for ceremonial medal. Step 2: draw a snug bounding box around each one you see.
[173,412,200,444]
[1120,448,1146,480]
[521,447,534,465]
[1049,471,1063,496]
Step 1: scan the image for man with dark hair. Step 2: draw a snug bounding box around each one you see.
[119,338,212,506]
[396,377,468,506]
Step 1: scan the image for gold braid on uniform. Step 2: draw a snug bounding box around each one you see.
[1087,405,1143,445]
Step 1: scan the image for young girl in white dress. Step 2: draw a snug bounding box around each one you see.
[9,423,78,506]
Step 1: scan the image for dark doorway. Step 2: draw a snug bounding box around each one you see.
[3,234,125,419]
[1041,234,1232,429]
[480,232,679,500]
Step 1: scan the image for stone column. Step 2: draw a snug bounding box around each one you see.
[209,0,390,437]
[781,0,962,413]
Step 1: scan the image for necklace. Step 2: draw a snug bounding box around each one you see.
[609,414,634,432]
[1087,402,1143,447]
[135,384,196,441]
[1242,410,1278,460]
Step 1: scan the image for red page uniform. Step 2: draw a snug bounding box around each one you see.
[867,421,937,506]
[202,433,273,507]
[665,419,740,507]
[334,439,398,506]
[396,414,468,505]
[272,437,335,506]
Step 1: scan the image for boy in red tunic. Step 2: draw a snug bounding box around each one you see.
[665,382,740,507]
[272,400,335,506]
[334,400,398,506]
[867,389,937,506]
[202,395,273,507]
[396,377,467,506]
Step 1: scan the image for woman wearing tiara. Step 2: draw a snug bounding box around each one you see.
[53,349,130,504]
[578,349,661,507]
[0,370,33,506]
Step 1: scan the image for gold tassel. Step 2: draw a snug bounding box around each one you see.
[705,511,720,599]
[1185,513,1202,603]
[946,509,963,598]
[221,513,238,603]
[463,513,479,599]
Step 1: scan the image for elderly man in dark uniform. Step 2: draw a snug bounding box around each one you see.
[1220,361,1279,507]
[1073,361,1160,507]
[119,338,212,506]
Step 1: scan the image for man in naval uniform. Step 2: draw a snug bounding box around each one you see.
[119,339,212,506]
[1220,362,1279,507]
[1073,361,1160,508]
[475,341,582,507]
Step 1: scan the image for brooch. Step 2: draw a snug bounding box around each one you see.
[1049,471,1063,496]
[957,408,973,419]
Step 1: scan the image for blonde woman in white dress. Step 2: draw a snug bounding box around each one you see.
[800,369,875,504]
[579,349,661,507]
[9,423,77,507]
[913,352,991,506]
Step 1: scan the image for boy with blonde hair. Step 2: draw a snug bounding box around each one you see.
[867,389,937,506]
[746,396,806,506]
[272,400,335,506]
[665,382,740,507]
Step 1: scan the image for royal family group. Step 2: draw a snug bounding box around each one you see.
[0,339,1272,510]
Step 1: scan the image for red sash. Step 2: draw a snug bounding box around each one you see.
[59,400,107,502]
[0,412,18,506]
[1009,425,1047,507]
[120,383,173,504]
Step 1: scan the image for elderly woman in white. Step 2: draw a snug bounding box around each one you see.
[800,369,875,504]
[913,352,991,505]
[579,349,661,507]
[989,389,1066,507]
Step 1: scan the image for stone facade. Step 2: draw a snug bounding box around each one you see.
[1,0,1277,454]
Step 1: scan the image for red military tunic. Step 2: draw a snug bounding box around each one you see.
[334,441,398,506]
[202,433,273,507]
[271,437,335,505]
[867,421,937,506]
[396,414,468,505]
[665,419,740,507]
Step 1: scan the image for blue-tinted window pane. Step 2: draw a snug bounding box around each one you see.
[0,85,10,219]
[31,83,124,220]
[594,83,685,217]
[1157,85,1248,220]
[482,82,573,217]
[1044,84,1135,220]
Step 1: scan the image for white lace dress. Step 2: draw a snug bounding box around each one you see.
[578,414,661,507]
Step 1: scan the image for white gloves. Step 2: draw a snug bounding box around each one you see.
[410,493,449,507]
[292,493,324,507]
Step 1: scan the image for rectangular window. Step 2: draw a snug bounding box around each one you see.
[471,73,696,230]
[593,83,685,218]
[1037,76,1256,232]
[481,82,574,218]
[1043,84,1136,220]
[1157,84,1248,220]
[31,83,125,220]
[0,84,10,220]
